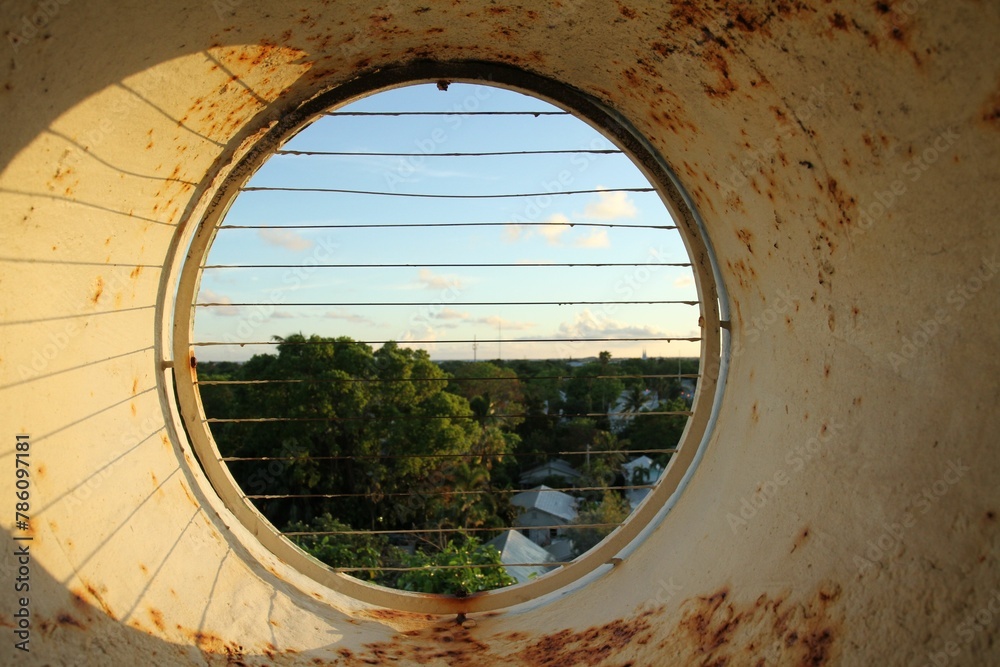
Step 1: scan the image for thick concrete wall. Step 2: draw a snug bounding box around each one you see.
[1,1,997,664]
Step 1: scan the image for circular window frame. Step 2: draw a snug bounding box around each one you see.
[166,61,723,615]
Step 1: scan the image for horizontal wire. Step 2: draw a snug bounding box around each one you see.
[195,300,699,308]
[276,148,621,157]
[328,563,573,572]
[239,186,656,199]
[284,523,621,536]
[203,262,688,269]
[322,110,570,117]
[206,410,692,424]
[193,337,701,347]
[217,221,675,230]
[222,449,678,462]
[245,485,655,500]
[197,373,702,386]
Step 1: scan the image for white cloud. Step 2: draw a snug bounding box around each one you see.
[503,224,524,242]
[504,213,572,246]
[475,315,536,331]
[539,213,571,246]
[416,268,464,291]
[435,308,470,321]
[325,310,376,325]
[673,275,695,288]
[256,228,315,252]
[198,289,241,316]
[574,229,610,248]
[584,188,637,220]
[272,310,297,319]
[559,309,669,339]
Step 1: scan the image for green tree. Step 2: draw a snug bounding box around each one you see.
[568,490,631,555]
[286,513,392,582]
[211,334,483,531]
[621,396,689,464]
[446,361,525,430]
[395,537,515,595]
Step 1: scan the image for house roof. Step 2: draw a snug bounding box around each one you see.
[519,458,582,484]
[511,485,578,523]
[623,455,655,472]
[485,530,555,584]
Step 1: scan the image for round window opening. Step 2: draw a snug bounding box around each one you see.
[172,66,721,613]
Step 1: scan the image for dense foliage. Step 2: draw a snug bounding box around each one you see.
[198,334,697,594]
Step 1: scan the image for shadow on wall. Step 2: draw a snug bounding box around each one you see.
[0,526,227,664]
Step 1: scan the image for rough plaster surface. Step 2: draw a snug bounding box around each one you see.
[1,1,998,664]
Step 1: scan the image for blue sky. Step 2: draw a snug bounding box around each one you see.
[194,83,701,362]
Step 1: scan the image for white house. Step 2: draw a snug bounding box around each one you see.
[510,485,578,547]
[485,530,555,585]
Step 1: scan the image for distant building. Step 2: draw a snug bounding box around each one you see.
[608,388,661,434]
[519,458,582,488]
[545,537,574,562]
[622,455,665,511]
[485,530,555,584]
[511,485,578,546]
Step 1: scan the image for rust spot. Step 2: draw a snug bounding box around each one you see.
[830,12,848,30]
[987,511,996,521]
[518,608,660,666]
[130,266,142,279]
[703,47,737,98]
[751,401,759,424]
[736,228,754,254]
[91,277,104,304]
[180,481,199,508]
[980,79,1000,128]
[148,608,166,632]
[792,526,811,553]
[131,378,139,395]
[57,613,85,630]
[651,42,674,57]
[667,584,841,664]
[130,402,137,417]
[617,2,637,19]
[824,364,831,378]
[37,464,46,479]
